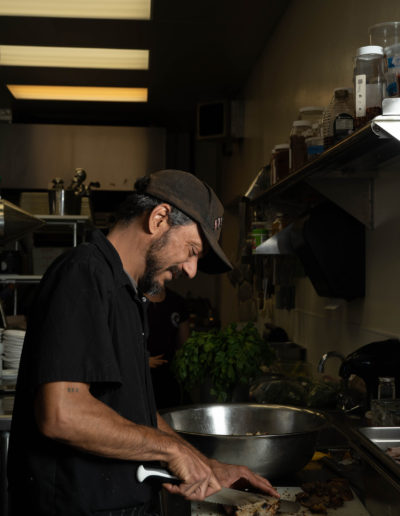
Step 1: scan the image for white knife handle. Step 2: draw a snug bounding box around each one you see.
[137,465,179,483]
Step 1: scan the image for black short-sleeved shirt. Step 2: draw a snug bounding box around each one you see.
[147,289,189,408]
[7,229,159,516]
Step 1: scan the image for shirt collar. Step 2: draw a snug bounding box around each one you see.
[88,229,134,290]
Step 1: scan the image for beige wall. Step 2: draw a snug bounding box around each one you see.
[220,0,400,374]
[0,124,166,190]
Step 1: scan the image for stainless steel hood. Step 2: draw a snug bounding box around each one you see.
[254,223,295,255]
[0,199,45,244]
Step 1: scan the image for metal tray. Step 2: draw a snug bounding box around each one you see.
[358,427,400,450]
[356,426,400,479]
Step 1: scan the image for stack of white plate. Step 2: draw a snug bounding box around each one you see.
[3,329,25,373]
[0,328,4,364]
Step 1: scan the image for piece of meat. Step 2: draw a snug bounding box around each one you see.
[295,478,354,514]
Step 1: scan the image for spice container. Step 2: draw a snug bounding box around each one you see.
[298,106,324,136]
[354,45,386,128]
[322,88,354,150]
[369,21,400,97]
[270,143,290,184]
[290,120,312,171]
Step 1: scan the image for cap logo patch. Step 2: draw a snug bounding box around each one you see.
[214,217,223,231]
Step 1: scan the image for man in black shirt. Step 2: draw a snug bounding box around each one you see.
[8,170,278,515]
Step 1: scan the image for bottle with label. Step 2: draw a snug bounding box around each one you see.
[354,45,386,128]
[322,88,355,149]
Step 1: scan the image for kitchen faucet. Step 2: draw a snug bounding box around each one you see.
[317,351,345,373]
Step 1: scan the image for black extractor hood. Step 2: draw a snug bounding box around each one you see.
[256,201,365,301]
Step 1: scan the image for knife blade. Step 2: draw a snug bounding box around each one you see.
[205,487,300,513]
[136,465,300,513]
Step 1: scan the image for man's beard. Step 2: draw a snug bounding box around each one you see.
[138,230,181,295]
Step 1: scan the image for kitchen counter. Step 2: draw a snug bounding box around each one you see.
[162,409,400,516]
[1,397,400,516]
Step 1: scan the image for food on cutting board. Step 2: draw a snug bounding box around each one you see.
[386,446,400,463]
[295,478,353,514]
[232,497,279,516]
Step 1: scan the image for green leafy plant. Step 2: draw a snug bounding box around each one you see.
[172,322,275,402]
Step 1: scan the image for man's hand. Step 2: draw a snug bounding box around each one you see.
[149,354,168,368]
[162,439,221,501]
[208,459,279,498]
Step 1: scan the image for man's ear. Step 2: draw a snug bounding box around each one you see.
[147,203,171,235]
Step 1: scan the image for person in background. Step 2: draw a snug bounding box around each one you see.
[8,170,279,516]
[147,287,190,409]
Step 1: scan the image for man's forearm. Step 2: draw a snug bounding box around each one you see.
[157,413,212,464]
[36,382,183,463]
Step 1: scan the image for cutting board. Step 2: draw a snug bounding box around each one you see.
[191,486,370,515]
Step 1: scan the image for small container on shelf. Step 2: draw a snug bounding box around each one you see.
[249,210,268,254]
[298,106,324,136]
[290,120,313,171]
[250,223,268,254]
[270,143,290,184]
[369,21,400,97]
[322,87,355,150]
[354,45,386,129]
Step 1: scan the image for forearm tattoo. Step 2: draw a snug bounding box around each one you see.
[67,387,79,393]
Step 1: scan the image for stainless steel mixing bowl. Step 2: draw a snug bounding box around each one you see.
[161,403,326,479]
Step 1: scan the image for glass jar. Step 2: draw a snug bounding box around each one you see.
[322,88,354,149]
[270,143,290,184]
[369,21,400,97]
[354,45,386,128]
[370,376,397,425]
[298,106,324,127]
[290,120,313,171]
[377,376,396,400]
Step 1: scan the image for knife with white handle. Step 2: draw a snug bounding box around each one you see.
[136,465,300,513]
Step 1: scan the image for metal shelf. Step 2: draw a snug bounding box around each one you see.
[251,123,400,229]
[0,275,42,283]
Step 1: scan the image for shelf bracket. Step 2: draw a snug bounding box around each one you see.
[306,176,375,229]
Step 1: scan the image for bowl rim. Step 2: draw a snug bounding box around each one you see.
[160,402,327,437]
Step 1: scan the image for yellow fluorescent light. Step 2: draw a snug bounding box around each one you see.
[0,45,149,70]
[7,85,148,102]
[0,0,151,20]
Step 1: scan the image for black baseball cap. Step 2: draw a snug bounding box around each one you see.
[136,169,232,274]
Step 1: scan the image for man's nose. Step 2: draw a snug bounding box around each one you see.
[182,256,198,279]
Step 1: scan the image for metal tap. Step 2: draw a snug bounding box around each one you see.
[317,351,345,374]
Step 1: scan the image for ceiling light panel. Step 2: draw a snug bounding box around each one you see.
[7,85,148,102]
[0,0,151,20]
[0,45,149,70]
